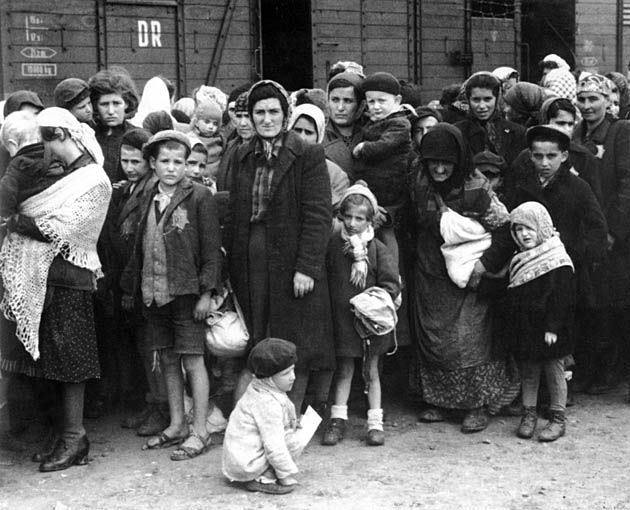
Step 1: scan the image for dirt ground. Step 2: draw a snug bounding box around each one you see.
[1,385,630,510]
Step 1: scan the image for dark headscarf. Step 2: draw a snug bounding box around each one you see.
[247,80,289,119]
[142,110,174,134]
[503,82,552,125]
[419,123,473,195]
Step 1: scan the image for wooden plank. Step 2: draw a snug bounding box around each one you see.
[186,49,251,65]
[314,0,362,11]
[363,0,408,13]
[364,38,407,52]
[315,23,361,38]
[363,12,407,25]
[314,10,361,25]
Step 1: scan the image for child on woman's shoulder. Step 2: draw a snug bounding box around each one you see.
[322,181,400,447]
[507,201,575,442]
[222,338,301,495]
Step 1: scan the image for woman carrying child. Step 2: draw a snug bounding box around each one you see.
[322,182,400,446]
[507,201,575,441]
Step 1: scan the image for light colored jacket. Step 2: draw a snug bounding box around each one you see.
[222,378,300,482]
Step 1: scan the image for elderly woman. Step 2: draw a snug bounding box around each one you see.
[0,107,111,471]
[225,80,334,414]
[411,123,518,432]
[572,74,630,394]
[455,72,526,166]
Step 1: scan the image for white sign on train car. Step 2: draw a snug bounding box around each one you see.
[20,47,57,59]
[21,62,57,77]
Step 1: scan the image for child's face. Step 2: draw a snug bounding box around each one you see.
[195,117,220,137]
[292,116,318,145]
[150,145,188,189]
[120,144,150,182]
[271,365,295,392]
[608,92,620,118]
[426,159,455,183]
[529,141,568,181]
[365,91,401,121]
[70,96,93,124]
[185,149,208,181]
[513,223,539,250]
[341,203,371,235]
[468,87,497,121]
[548,110,575,138]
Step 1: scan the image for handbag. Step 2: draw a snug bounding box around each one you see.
[205,281,249,358]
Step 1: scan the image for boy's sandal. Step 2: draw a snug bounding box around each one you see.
[142,430,187,450]
[244,480,296,495]
[418,408,445,423]
[170,431,211,461]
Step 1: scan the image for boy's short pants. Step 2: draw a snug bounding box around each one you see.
[144,295,205,355]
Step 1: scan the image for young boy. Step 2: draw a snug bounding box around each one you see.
[184,136,209,185]
[112,128,170,437]
[323,182,400,447]
[121,129,222,460]
[222,338,301,495]
[351,72,412,209]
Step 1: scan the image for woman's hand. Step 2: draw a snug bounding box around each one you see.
[544,332,557,346]
[467,260,487,290]
[607,233,615,251]
[193,293,213,321]
[112,179,128,190]
[293,272,314,298]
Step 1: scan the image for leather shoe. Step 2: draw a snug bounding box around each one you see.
[461,408,489,433]
[516,407,537,439]
[366,428,384,446]
[39,435,89,472]
[321,418,346,446]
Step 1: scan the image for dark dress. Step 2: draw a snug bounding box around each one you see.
[507,266,575,361]
[327,232,400,357]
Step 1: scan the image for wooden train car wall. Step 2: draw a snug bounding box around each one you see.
[0,0,257,105]
[0,0,521,106]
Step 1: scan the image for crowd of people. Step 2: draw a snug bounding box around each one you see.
[1,53,630,495]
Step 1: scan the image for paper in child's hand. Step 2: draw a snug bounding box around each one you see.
[294,406,322,449]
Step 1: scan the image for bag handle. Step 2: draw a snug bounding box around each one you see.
[225,279,246,326]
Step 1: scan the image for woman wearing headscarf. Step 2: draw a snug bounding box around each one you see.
[542,68,577,103]
[572,74,630,394]
[0,107,112,471]
[225,80,334,414]
[503,82,556,128]
[410,123,518,432]
[605,72,630,119]
[288,102,350,206]
[455,72,527,166]
[129,76,173,128]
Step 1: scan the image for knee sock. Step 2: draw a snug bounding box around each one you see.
[367,408,383,431]
[330,404,348,420]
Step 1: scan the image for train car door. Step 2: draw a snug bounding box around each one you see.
[257,0,313,90]
[104,1,179,95]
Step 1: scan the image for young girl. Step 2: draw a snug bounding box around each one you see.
[507,201,575,442]
[322,182,400,447]
[222,337,301,495]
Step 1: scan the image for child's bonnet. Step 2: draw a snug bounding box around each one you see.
[508,201,574,289]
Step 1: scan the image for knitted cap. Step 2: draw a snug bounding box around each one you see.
[360,72,401,96]
[142,129,191,159]
[54,78,90,109]
[194,100,223,122]
[420,126,460,164]
[472,150,507,174]
[247,338,297,378]
[339,179,379,217]
[121,127,151,152]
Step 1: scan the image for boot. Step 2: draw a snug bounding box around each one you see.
[321,418,346,446]
[461,407,489,433]
[538,411,566,442]
[39,434,89,472]
[516,406,537,439]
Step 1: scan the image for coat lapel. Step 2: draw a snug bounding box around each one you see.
[161,178,194,225]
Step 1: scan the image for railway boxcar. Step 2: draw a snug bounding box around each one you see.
[0,0,522,105]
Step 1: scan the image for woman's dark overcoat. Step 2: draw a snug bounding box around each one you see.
[225,131,335,370]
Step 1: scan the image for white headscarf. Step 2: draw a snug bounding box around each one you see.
[130,76,172,127]
[36,107,104,166]
[287,103,326,144]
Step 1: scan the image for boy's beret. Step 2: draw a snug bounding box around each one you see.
[360,72,401,96]
[142,129,191,159]
[472,150,507,174]
[247,338,297,378]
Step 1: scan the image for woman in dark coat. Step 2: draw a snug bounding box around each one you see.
[410,123,518,433]
[455,72,527,166]
[572,74,630,393]
[225,80,334,413]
